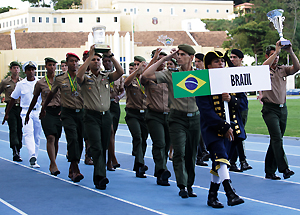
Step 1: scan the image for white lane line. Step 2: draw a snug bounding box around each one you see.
[0,156,167,215]
[0,198,28,215]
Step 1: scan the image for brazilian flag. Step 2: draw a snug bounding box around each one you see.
[172,69,211,98]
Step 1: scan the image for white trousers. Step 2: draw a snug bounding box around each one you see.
[21,110,42,159]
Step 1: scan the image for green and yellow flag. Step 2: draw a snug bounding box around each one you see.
[172,69,211,98]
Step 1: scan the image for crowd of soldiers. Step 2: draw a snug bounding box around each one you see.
[1,40,299,208]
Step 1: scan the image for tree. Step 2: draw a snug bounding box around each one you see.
[0,6,15,14]
[52,0,81,10]
[21,0,50,7]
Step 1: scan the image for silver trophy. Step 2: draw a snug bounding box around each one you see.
[267,9,291,46]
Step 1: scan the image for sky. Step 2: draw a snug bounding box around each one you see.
[0,0,52,10]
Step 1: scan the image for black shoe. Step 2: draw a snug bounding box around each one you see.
[222,179,244,206]
[113,164,121,169]
[196,157,208,166]
[157,170,171,186]
[157,178,170,186]
[240,160,252,171]
[179,188,189,198]
[187,188,197,197]
[51,170,61,176]
[107,167,115,171]
[282,169,295,179]
[265,173,281,180]
[136,165,148,178]
[96,177,109,190]
[229,163,243,172]
[202,151,210,161]
[12,146,22,162]
[207,182,224,208]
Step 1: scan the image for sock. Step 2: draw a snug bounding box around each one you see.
[218,163,230,183]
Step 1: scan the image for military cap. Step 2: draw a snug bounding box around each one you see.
[22,61,37,71]
[9,61,21,68]
[204,51,224,69]
[129,62,135,67]
[66,53,80,61]
[45,57,58,64]
[171,58,178,66]
[266,45,276,52]
[134,56,146,62]
[61,60,66,64]
[195,53,204,61]
[178,44,196,55]
[151,49,167,58]
[83,50,89,55]
[231,49,244,59]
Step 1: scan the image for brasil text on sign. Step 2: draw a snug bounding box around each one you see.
[172,65,271,98]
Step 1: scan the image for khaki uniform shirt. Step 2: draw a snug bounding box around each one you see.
[125,77,147,110]
[262,65,295,104]
[110,76,124,99]
[81,72,112,112]
[51,72,83,109]
[145,80,169,113]
[155,67,198,113]
[33,76,61,107]
[0,76,22,103]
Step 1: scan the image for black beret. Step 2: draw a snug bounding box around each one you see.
[9,61,21,68]
[231,49,244,59]
[195,53,204,61]
[129,62,135,67]
[134,56,146,62]
[178,44,196,55]
[204,51,224,69]
[45,57,58,64]
[151,49,167,58]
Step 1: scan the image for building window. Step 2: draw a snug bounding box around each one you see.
[39,17,42,23]
[147,9,149,12]
[124,8,126,12]
[25,18,27,23]
[46,17,49,23]
[32,17,35,23]
[10,21,12,26]
[134,8,137,14]
[114,17,117,22]
[171,8,174,15]
[6,22,8,27]
[226,9,229,13]
[195,9,198,13]
[54,17,57,23]
[0,24,1,28]
[183,9,186,12]
[21,19,23,24]
[62,17,65,23]
[17,19,19,25]
[206,9,209,13]
[96,17,100,23]
[14,20,15,25]
[216,9,219,13]
[159,9,162,12]
[79,17,83,23]
[130,8,133,12]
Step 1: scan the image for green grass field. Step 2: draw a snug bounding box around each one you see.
[119,98,300,137]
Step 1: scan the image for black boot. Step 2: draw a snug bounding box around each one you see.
[207,182,224,208]
[222,179,244,206]
[12,146,22,162]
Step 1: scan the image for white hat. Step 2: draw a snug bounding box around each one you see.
[22,61,37,71]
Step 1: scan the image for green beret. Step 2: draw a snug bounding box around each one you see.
[61,60,66,64]
[134,56,146,62]
[178,44,196,55]
[45,57,58,64]
[204,51,224,69]
[129,62,134,67]
[9,61,21,68]
[151,49,167,58]
[171,58,178,66]
[266,45,276,52]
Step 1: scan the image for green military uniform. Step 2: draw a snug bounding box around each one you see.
[0,76,22,151]
[155,67,200,191]
[110,76,124,131]
[125,77,148,172]
[144,80,170,177]
[33,76,62,138]
[80,71,112,186]
[51,72,84,162]
[262,65,296,175]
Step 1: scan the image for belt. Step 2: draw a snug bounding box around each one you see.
[148,108,169,115]
[125,107,146,114]
[62,107,83,113]
[85,109,108,115]
[47,106,61,109]
[170,109,199,117]
[263,102,286,108]
[110,99,115,101]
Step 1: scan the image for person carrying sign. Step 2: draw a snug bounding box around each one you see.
[195,51,245,208]
[143,44,200,198]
